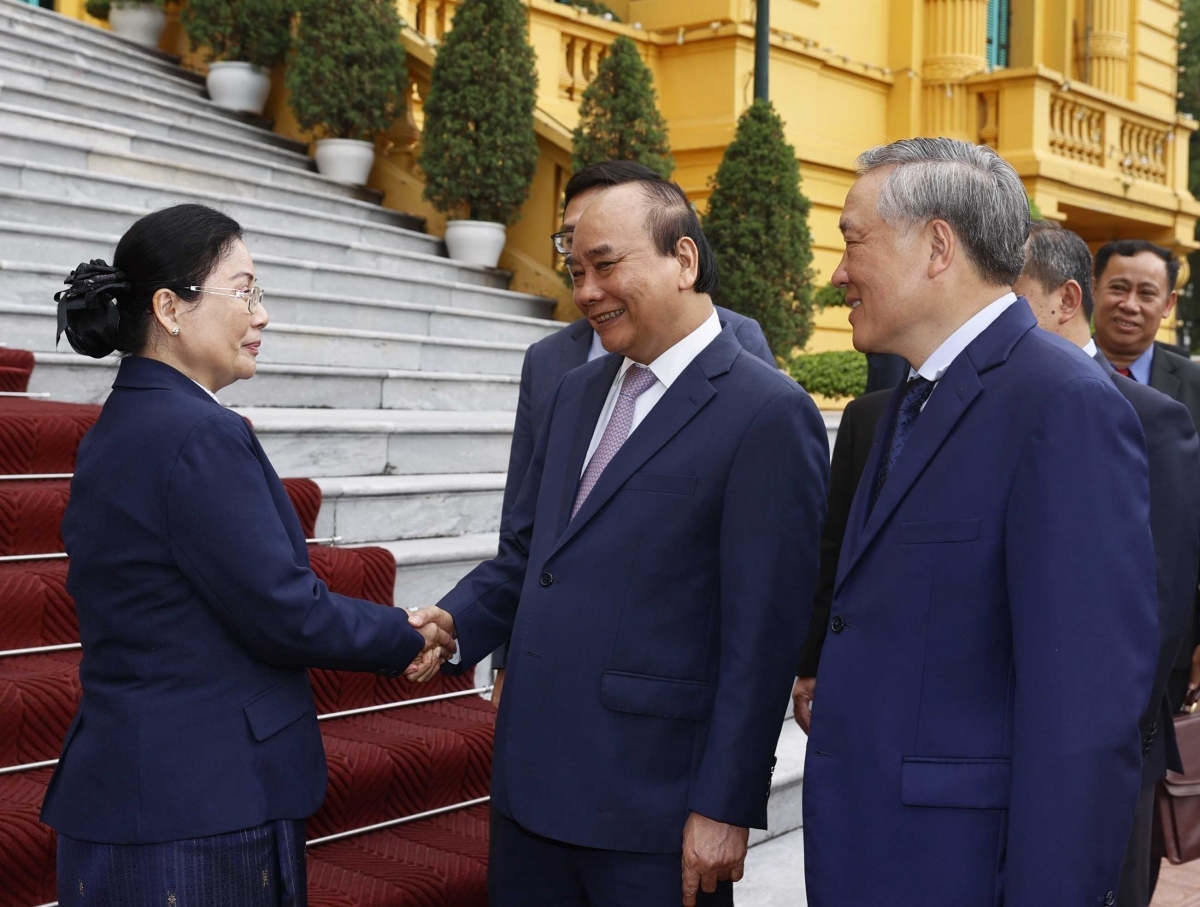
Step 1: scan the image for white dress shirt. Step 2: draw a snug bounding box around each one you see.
[909,292,1017,407]
[191,378,220,404]
[581,309,722,476]
[588,327,606,363]
[1083,338,1098,358]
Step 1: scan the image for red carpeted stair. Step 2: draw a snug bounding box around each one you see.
[0,350,35,395]
[0,353,493,907]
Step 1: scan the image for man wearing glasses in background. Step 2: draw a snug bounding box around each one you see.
[487,161,775,705]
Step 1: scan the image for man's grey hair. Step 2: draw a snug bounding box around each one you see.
[856,138,1031,286]
[1023,220,1096,320]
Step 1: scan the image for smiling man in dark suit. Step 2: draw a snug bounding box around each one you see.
[1094,239,1200,719]
[1015,221,1200,907]
[409,178,828,906]
[488,161,773,706]
[804,138,1157,906]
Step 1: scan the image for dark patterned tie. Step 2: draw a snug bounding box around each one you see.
[871,376,936,510]
[1116,366,1134,380]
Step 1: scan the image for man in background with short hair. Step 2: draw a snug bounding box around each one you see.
[1015,221,1200,907]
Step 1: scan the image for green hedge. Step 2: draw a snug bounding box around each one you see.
[788,350,868,399]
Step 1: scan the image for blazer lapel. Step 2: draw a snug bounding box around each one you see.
[1150,348,1181,399]
[548,329,739,558]
[835,300,1036,593]
[554,354,622,538]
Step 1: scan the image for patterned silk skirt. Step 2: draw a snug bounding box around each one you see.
[56,819,307,907]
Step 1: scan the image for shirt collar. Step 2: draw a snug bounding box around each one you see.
[1082,338,1098,358]
[617,308,722,390]
[587,328,606,362]
[1127,343,1155,385]
[910,292,1018,383]
[190,378,220,403]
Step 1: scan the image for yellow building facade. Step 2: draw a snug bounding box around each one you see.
[61,0,1199,350]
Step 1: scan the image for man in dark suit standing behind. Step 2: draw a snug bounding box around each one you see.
[489,161,773,706]
[410,178,828,906]
[1094,239,1200,716]
[1015,221,1200,907]
[804,138,1158,906]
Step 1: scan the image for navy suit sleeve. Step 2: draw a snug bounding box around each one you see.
[1003,376,1157,903]
[437,376,565,670]
[689,387,829,828]
[797,402,856,677]
[166,412,426,673]
[735,318,775,367]
[491,348,538,671]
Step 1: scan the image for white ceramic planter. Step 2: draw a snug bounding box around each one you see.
[444,220,507,268]
[206,62,272,115]
[314,138,376,186]
[109,3,167,49]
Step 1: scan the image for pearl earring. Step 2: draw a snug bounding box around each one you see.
[171,327,180,336]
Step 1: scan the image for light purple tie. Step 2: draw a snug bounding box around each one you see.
[572,365,658,520]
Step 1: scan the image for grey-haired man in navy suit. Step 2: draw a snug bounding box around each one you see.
[488,161,774,706]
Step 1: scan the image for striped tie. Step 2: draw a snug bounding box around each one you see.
[571,365,658,520]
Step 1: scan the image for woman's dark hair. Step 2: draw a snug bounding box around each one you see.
[55,204,244,358]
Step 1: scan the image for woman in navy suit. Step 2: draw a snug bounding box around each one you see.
[41,204,452,906]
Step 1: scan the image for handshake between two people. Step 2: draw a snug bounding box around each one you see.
[402,606,459,683]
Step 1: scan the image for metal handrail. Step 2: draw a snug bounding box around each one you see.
[0,642,80,659]
[305,796,491,847]
[0,686,493,775]
[0,392,51,398]
[0,474,72,481]
[0,537,343,564]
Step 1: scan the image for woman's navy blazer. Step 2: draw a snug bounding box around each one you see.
[40,356,425,845]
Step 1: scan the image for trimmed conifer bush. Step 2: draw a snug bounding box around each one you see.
[704,99,816,357]
[285,0,407,141]
[182,0,293,68]
[571,37,672,178]
[419,0,539,225]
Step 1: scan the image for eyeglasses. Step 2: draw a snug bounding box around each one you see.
[187,285,264,313]
[551,231,572,255]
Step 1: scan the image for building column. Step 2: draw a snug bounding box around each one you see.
[1086,0,1130,98]
[922,0,989,140]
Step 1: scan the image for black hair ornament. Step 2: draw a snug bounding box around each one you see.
[54,260,131,356]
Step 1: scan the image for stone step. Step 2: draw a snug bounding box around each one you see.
[751,719,807,847]
[0,178,426,260]
[740,827,809,906]
[0,154,440,249]
[380,533,499,611]
[0,77,311,173]
[0,0,189,76]
[0,106,407,212]
[0,219,506,295]
[314,474,505,544]
[26,351,521,412]
[0,55,308,160]
[0,17,205,99]
[233,407,515,478]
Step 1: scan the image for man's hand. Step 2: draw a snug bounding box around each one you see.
[792,677,816,733]
[681,812,749,906]
[1188,644,1200,710]
[491,668,506,709]
[404,607,458,683]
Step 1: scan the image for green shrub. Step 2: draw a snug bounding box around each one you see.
[571,36,672,179]
[788,350,868,399]
[86,0,165,21]
[182,0,293,68]
[704,100,816,357]
[419,0,539,225]
[285,0,407,141]
[814,284,847,310]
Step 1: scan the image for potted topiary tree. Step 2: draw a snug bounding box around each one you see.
[571,36,673,179]
[704,99,817,358]
[86,0,168,49]
[182,0,293,115]
[419,0,539,268]
[285,0,407,186]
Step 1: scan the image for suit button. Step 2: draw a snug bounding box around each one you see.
[1105,893,1115,906]
[539,572,554,587]
[830,616,845,633]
